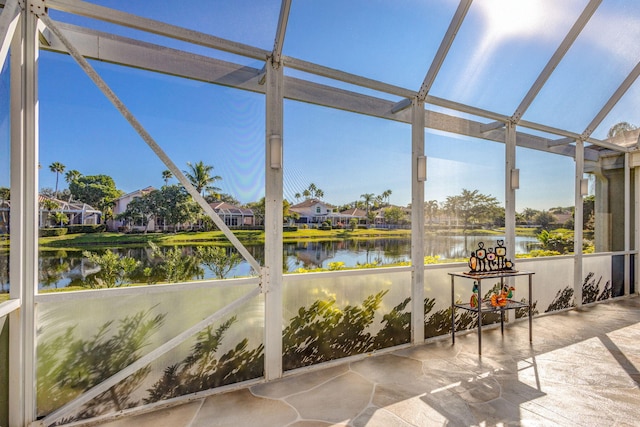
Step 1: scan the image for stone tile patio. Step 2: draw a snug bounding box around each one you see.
[91,296,640,427]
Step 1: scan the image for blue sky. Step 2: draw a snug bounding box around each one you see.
[1,0,639,211]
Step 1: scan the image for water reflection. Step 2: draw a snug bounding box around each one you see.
[6,235,539,290]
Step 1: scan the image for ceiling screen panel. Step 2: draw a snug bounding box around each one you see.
[522,0,640,135]
[284,0,459,90]
[429,0,591,116]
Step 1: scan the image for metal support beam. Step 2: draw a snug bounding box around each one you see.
[391,98,412,114]
[43,22,628,159]
[411,97,425,344]
[8,11,25,427]
[417,0,472,100]
[480,120,505,134]
[547,137,574,147]
[9,4,39,425]
[519,118,626,152]
[264,56,284,380]
[283,55,416,99]
[505,122,517,264]
[0,0,20,68]
[574,141,585,307]
[271,0,291,65]
[46,0,269,60]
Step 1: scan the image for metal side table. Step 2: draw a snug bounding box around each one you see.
[449,270,534,355]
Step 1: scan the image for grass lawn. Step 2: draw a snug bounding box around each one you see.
[7,226,540,251]
[35,228,413,250]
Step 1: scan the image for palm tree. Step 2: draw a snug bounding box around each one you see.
[381,189,392,206]
[520,207,538,227]
[65,169,81,184]
[49,162,66,199]
[425,200,439,227]
[162,169,173,186]
[183,161,222,196]
[64,169,81,202]
[294,192,301,203]
[360,193,375,216]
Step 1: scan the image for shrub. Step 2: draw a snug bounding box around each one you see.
[66,224,106,234]
[39,228,68,237]
[283,226,298,232]
[516,249,561,258]
[536,229,573,253]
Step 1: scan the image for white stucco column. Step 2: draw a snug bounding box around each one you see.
[624,152,630,296]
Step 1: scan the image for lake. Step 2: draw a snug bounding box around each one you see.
[3,235,540,290]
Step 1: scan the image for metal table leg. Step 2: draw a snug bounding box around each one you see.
[528,273,533,342]
[500,276,504,335]
[477,279,482,355]
[451,275,455,344]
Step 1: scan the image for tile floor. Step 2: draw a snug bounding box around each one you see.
[89,296,640,427]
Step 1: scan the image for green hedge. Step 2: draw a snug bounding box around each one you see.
[39,228,68,237]
[66,224,106,234]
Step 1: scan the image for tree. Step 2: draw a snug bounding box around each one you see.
[155,185,199,232]
[64,169,81,185]
[520,208,538,227]
[148,242,202,283]
[183,161,221,197]
[425,200,439,227]
[444,189,500,233]
[64,169,81,201]
[49,211,69,227]
[245,197,298,226]
[116,192,159,233]
[583,195,595,231]
[49,162,66,198]
[41,198,59,227]
[205,192,240,205]
[69,175,123,221]
[534,210,556,230]
[161,169,173,186]
[196,246,243,279]
[245,198,265,226]
[383,206,407,225]
[283,199,299,224]
[360,193,375,216]
[82,249,139,288]
[381,189,392,206]
[300,183,324,200]
[0,187,9,232]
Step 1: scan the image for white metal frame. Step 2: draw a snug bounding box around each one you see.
[1,0,638,425]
